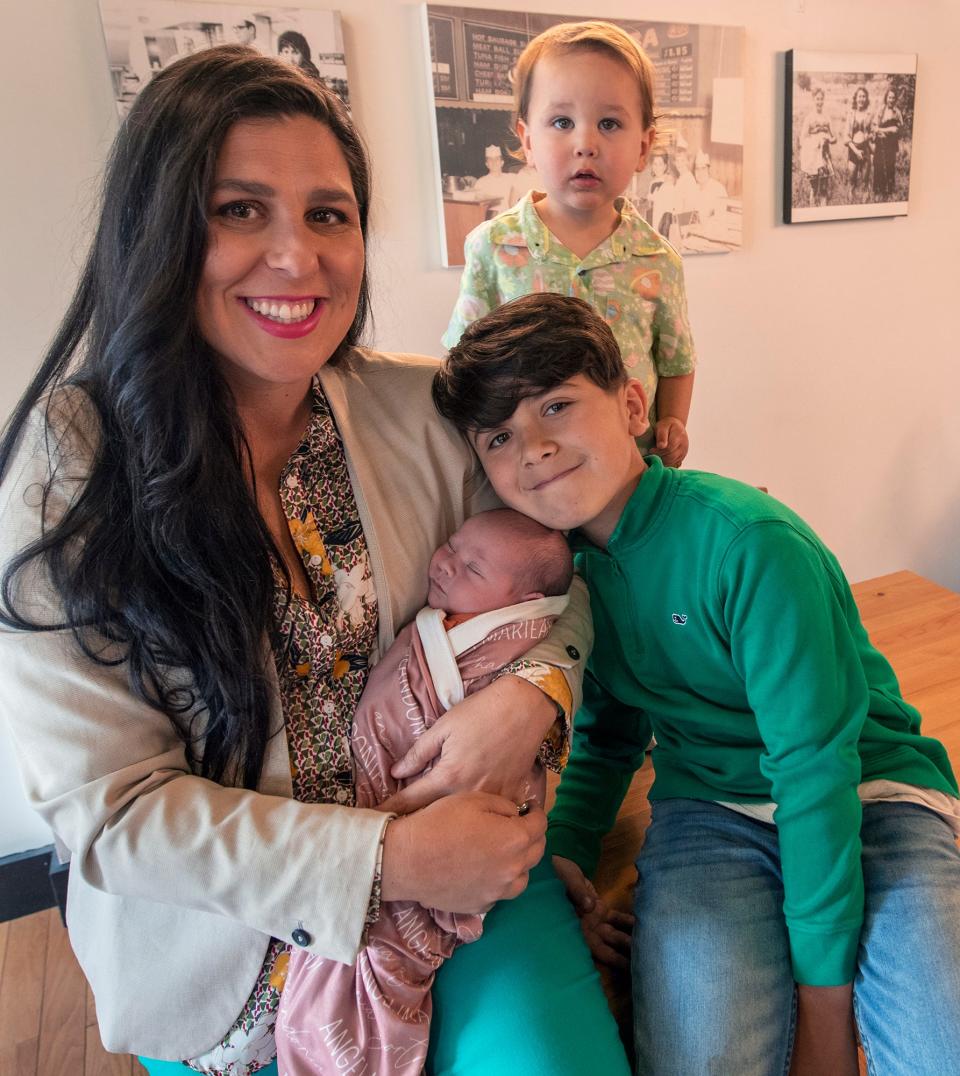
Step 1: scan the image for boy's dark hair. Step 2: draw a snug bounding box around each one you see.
[433,293,626,433]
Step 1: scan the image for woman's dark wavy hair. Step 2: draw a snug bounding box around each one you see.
[0,45,371,789]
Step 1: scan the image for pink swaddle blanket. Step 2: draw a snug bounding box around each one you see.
[276,599,565,1075]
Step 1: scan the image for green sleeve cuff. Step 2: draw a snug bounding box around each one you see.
[545,820,602,877]
[789,925,861,986]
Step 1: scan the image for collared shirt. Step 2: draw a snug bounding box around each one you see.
[444,191,696,435]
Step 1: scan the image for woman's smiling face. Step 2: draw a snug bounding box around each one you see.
[196,114,365,400]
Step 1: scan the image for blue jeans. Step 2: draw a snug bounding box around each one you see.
[632,799,960,1076]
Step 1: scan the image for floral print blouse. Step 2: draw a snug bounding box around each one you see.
[186,382,569,1074]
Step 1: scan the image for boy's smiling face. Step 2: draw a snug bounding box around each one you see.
[471,375,649,547]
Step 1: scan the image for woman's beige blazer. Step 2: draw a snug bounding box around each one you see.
[0,348,591,1059]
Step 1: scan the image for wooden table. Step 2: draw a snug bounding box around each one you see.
[547,570,960,1043]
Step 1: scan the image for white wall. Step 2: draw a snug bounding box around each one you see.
[2,0,958,856]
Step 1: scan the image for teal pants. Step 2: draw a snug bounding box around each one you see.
[429,858,631,1075]
[141,860,629,1075]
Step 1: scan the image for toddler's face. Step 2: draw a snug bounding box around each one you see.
[427,515,538,614]
[516,49,653,219]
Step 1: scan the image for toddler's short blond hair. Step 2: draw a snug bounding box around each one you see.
[513,20,657,133]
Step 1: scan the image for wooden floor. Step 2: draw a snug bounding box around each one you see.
[0,904,146,1074]
[1,571,957,1074]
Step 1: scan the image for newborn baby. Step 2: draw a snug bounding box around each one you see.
[278,509,573,1075]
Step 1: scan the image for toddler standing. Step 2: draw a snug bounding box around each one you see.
[443,20,696,467]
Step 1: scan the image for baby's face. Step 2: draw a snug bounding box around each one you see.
[427,515,535,614]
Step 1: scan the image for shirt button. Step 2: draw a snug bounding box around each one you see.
[292,927,312,947]
[566,645,580,660]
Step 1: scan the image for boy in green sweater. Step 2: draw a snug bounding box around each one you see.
[432,292,960,1076]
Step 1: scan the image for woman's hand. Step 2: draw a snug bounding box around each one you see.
[380,676,556,814]
[552,855,633,968]
[788,983,859,1076]
[381,792,546,912]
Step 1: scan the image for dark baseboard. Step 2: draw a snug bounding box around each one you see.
[0,844,68,924]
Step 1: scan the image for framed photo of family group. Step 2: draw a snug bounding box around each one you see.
[784,49,917,224]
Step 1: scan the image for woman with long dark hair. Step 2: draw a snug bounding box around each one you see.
[0,46,629,1076]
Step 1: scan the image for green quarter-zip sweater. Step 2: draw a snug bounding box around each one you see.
[548,456,957,987]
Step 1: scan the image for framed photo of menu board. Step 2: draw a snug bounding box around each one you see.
[422,4,745,265]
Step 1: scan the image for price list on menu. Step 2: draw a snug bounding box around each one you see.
[463,22,528,101]
[653,41,697,107]
[429,15,457,99]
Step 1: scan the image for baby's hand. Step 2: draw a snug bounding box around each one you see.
[652,416,689,468]
[552,855,633,967]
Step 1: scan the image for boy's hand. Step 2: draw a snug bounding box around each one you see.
[651,416,689,468]
[788,984,859,1076]
[552,855,633,967]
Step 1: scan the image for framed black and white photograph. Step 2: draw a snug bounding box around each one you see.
[423,5,744,266]
[784,49,917,224]
[98,2,350,118]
